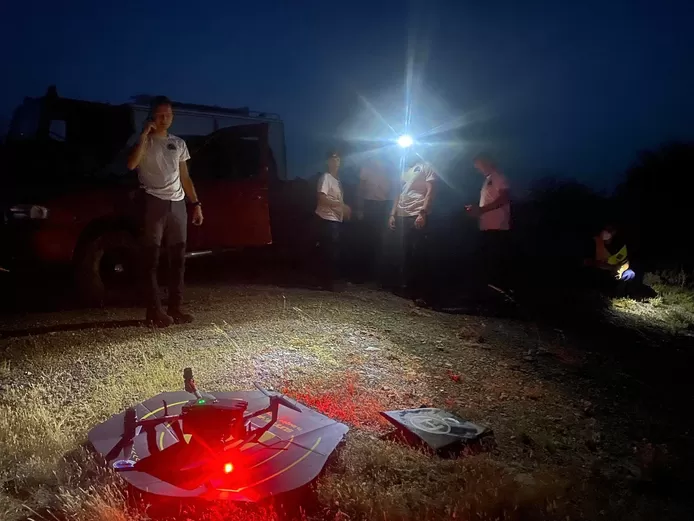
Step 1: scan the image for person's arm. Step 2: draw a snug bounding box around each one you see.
[420,180,435,215]
[127,121,155,170]
[616,261,630,277]
[479,188,510,214]
[387,192,400,229]
[318,192,346,213]
[389,193,401,217]
[181,161,203,225]
[584,238,624,272]
[356,169,366,217]
[391,190,400,213]
[180,161,199,203]
[178,141,203,225]
[317,175,348,215]
[412,180,435,229]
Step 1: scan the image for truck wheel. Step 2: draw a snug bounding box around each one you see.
[75,230,141,307]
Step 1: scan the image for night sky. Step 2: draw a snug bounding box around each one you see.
[1,0,692,195]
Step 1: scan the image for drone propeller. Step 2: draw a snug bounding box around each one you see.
[253,382,271,397]
[253,382,302,413]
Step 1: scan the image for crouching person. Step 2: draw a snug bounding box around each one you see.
[314,151,351,291]
[584,224,635,297]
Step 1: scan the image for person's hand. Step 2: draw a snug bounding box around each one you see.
[141,121,156,140]
[192,205,204,226]
[414,213,427,229]
[388,215,396,230]
[620,269,636,281]
[343,204,352,220]
[465,204,481,218]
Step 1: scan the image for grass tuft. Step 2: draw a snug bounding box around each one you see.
[316,435,568,521]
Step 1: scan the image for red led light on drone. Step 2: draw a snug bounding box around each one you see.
[223,462,234,474]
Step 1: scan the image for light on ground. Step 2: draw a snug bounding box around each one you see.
[397,134,413,148]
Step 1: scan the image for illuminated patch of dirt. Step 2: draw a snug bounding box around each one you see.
[282,372,391,432]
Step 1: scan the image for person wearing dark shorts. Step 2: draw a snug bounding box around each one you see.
[127,96,204,327]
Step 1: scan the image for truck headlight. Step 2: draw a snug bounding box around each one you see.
[8,205,50,220]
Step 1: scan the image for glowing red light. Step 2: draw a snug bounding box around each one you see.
[223,462,234,474]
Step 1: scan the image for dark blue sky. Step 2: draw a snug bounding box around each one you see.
[1,0,692,194]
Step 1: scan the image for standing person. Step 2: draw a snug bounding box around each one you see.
[465,154,512,292]
[127,96,204,327]
[314,151,351,290]
[356,156,395,282]
[388,159,437,301]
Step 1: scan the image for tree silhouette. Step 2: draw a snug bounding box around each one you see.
[517,176,608,246]
[615,141,694,273]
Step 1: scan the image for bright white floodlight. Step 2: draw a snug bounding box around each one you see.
[397,134,413,148]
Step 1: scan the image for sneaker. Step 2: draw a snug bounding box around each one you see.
[146,308,174,328]
[168,308,194,324]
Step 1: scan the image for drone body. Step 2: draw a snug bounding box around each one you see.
[88,370,349,502]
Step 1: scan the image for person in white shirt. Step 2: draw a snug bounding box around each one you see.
[465,154,512,291]
[387,159,437,301]
[314,151,351,290]
[355,156,396,282]
[127,96,204,327]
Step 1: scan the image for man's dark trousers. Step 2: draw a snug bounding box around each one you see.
[479,229,512,291]
[396,215,429,299]
[315,216,341,289]
[358,199,390,282]
[142,193,187,313]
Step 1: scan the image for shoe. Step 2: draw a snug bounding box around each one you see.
[168,308,194,324]
[146,308,174,328]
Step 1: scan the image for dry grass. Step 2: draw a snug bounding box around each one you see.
[0,284,691,521]
[316,435,569,521]
[609,272,694,333]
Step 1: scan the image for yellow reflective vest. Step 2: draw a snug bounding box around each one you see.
[595,237,628,267]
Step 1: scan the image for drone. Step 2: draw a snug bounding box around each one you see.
[88,369,349,502]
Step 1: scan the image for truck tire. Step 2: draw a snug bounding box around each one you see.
[74,230,141,307]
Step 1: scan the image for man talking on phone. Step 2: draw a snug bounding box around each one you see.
[127,96,203,327]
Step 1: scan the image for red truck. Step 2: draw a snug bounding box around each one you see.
[1,86,315,305]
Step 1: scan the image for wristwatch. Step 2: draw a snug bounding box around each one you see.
[191,201,202,208]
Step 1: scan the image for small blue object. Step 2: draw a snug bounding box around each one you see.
[620,269,635,281]
[113,459,136,469]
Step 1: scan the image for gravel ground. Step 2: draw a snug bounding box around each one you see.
[1,282,693,520]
